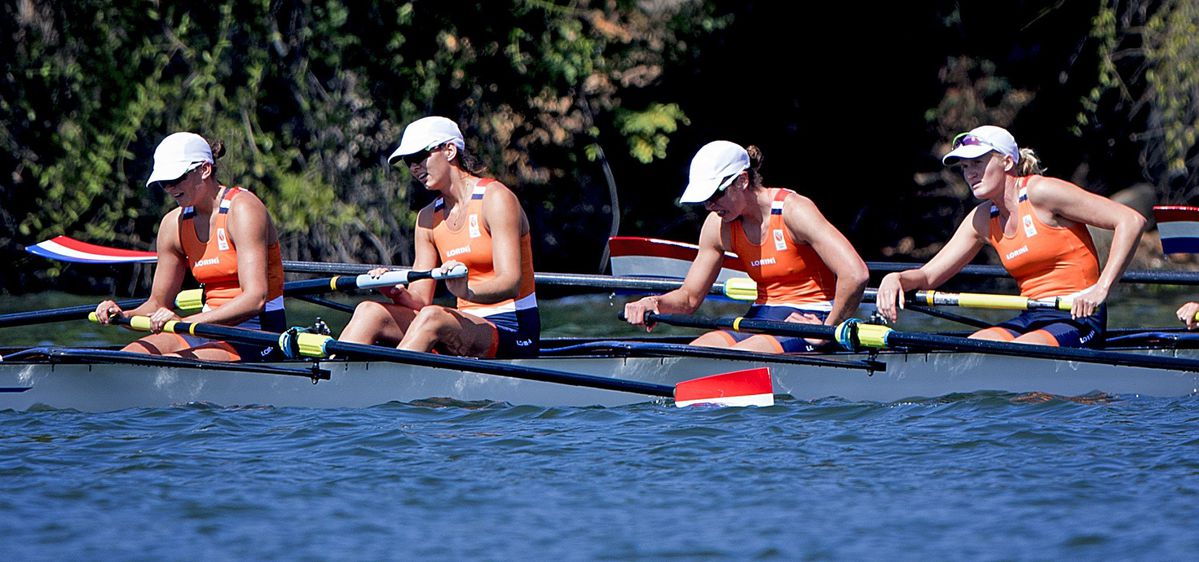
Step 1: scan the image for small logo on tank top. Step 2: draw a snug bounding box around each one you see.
[194,257,221,268]
[772,229,787,251]
[1005,245,1029,261]
[1022,214,1038,237]
[446,245,472,258]
[216,228,230,251]
[750,257,777,267]
[468,214,481,238]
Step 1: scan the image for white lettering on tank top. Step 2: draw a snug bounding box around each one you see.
[446,245,472,258]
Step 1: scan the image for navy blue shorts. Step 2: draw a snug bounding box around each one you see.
[482,307,540,358]
[718,305,829,353]
[992,306,1106,348]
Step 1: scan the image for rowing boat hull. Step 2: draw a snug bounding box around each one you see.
[2,349,1197,411]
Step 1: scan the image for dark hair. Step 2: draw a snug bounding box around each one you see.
[745,144,765,188]
[452,144,488,176]
[205,137,226,180]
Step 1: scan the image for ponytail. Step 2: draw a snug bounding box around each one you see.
[745,144,765,188]
[1015,148,1045,176]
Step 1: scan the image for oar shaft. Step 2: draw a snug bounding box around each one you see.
[862,289,1071,311]
[98,315,675,398]
[0,299,144,328]
[647,312,1199,374]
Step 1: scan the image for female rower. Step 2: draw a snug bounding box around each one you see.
[337,116,539,358]
[95,132,286,361]
[876,125,1147,347]
[623,140,869,353]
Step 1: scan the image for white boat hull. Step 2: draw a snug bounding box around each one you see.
[2,349,1197,411]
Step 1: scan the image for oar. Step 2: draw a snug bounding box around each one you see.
[26,236,757,299]
[863,288,1072,311]
[0,292,204,329]
[90,314,775,407]
[643,312,1199,374]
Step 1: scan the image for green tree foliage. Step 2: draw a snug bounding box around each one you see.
[0,0,714,290]
[1082,0,1199,203]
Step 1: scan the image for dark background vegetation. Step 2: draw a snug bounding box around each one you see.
[1,0,1196,296]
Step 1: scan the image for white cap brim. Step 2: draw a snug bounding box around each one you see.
[680,178,721,204]
[146,161,200,187]
[942,144,995,165]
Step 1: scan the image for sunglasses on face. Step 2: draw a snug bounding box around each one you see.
[156,163,202,190]
[401,144,447,166]
[705,172,740,204]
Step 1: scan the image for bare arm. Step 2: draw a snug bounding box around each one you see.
[1027,176,1146,317]
[97,210,188,323]
[876,205,988,322]
[781,194,867,325]
[624,213,727,325]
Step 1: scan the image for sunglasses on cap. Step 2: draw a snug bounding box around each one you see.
[951,132,993,150]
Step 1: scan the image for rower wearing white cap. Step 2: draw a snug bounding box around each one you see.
[338,116,540,358]
[624,141,869,353]
[95,132,286,361]
[877,125,1146,347]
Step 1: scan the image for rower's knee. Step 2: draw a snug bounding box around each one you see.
[351,300,392,322]
[410,306,455,336]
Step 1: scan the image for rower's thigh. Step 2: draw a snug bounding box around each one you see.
[969,327,1018,342]
[123,333,189,355]
[689,330,738,348]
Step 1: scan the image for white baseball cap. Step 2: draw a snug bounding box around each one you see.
[146,132,213,187]
[679,140,751,203]
[388,116,466,165]
[942,125,1020,166]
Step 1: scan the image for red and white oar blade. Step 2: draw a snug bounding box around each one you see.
[25,236,157,264]
[674,367,774,408]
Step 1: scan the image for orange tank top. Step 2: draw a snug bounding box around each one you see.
[988,177,1100,299]
[180,187,285,311]
[429,179,538,317]
[728,188,836,308]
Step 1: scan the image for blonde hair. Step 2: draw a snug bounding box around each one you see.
[1014,147,1045,176]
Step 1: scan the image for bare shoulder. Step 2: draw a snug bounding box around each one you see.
[1024,175,1084,201]
[229,187,268,214]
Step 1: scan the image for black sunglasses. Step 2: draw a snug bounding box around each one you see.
[156,164,202,190]
[401,144,448,166]
[705,172,740,204]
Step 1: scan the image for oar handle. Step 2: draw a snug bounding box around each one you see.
[282,265,470,296]
[352,264,468,290]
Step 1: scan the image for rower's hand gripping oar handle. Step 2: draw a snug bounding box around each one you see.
[352,264,468,290]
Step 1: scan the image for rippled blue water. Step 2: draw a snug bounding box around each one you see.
[3,394,1197,560]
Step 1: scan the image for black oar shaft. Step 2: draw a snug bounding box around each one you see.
[0,298,144,328]
[645,313,1199,374]
[878,330,1199,372]
[140,318,675,398]
[645,313,835,339]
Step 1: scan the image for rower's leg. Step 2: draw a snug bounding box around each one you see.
[339,301,418,345]
[689,330,738,349]
[1011,330,1061,346]
[122,333,190,355]
[969,327,1018,342]
[398,305,496,357]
